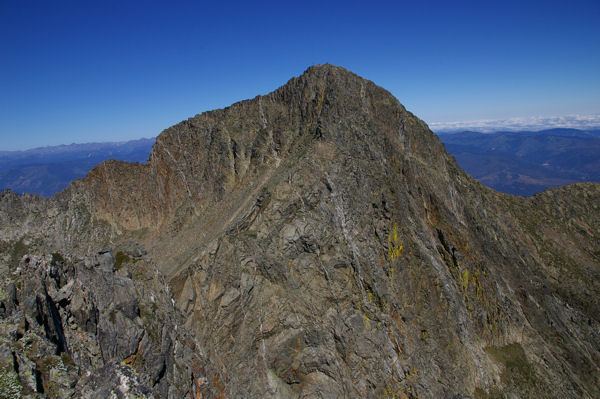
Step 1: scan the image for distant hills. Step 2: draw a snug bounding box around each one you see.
[437,128,600,196]
[2,127,599,198]
[0,138,155,197]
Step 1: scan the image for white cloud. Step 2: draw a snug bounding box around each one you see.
[429,114,600,132]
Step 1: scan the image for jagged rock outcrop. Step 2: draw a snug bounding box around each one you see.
[1,65,599,398]
[0,245,211,398]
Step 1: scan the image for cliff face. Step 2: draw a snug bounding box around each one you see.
[1,65,599,398]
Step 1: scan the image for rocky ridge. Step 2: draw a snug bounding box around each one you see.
[1,65,599,398]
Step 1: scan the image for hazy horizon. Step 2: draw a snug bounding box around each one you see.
[4,122,600,153]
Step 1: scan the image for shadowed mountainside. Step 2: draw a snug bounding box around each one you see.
[1,65,599,398]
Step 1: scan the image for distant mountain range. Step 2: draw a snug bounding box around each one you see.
[438,128,600,196]
[2,128,599,198]
[0,138,155,197]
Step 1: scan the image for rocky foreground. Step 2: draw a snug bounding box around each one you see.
[1,65,599,398]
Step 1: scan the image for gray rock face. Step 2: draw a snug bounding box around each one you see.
[1,65,600,398]
[0,248,206,398]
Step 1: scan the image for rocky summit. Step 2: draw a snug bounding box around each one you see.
[1,65,599,398]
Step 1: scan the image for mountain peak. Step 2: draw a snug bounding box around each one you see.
[1,66,599,398]
[45,64,445,236]
[299,63,362,81]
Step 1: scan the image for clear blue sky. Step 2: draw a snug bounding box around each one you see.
[1,0,599,150]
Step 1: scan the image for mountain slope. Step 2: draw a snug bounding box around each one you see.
[1,65,599,398]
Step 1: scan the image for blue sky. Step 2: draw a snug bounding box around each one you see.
[1,0,599,150]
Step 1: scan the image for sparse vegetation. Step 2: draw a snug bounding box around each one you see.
[388,224,403,261]
[9,239,27,268]
[460,269,469,292]
[484,343,540,395]
[114,251,131,270]
[0,368,22,399]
